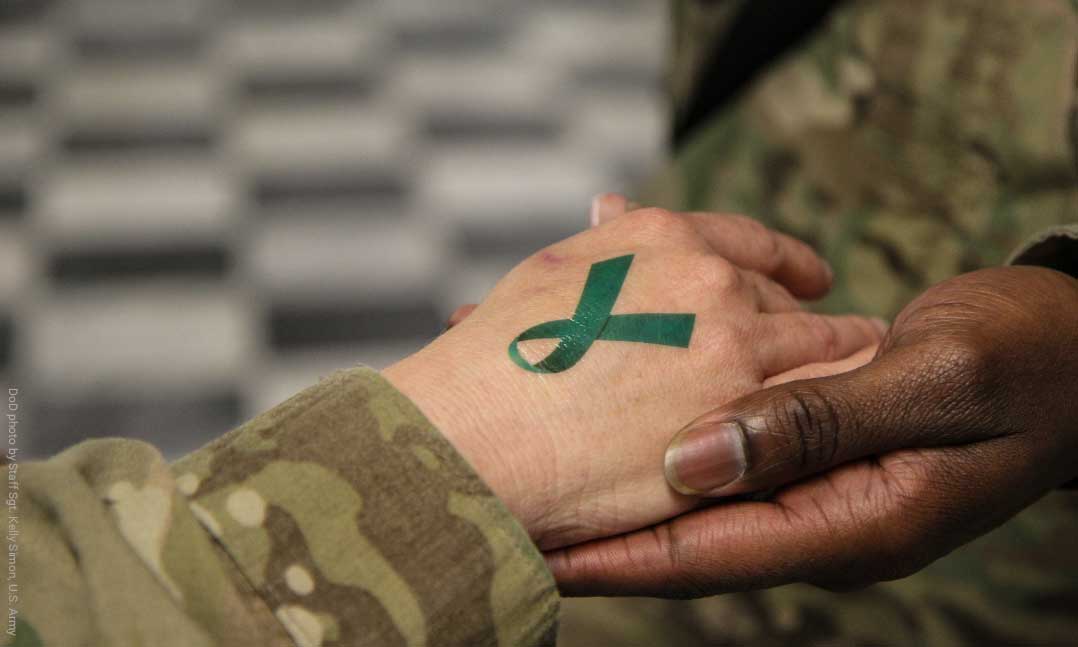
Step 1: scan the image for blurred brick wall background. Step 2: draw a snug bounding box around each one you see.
[0,0,667,458]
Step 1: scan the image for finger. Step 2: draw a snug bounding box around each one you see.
[754,313,886,377]
[546,497,825,597]
[663,343,994,498]
[763,344,878,387]
[742,270,800,313]
[589,193,635,227]
[685,213,833,299]
[550,435,1043,597]
[445,303,478,330]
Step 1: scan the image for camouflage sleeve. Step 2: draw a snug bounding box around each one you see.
[668,0,746,126]
[8,367,558,647]
[1008,224,1078,279]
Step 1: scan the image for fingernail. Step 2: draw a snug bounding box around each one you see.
[664,421,748,495]
[589,194,603,228]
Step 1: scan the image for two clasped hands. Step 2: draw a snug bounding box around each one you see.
[384,195,1078,596]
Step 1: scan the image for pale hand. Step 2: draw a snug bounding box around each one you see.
[384,206,885,550]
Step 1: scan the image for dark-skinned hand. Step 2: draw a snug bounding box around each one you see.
[546,264,1078,596]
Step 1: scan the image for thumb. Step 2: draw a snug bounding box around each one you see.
[445,303,478,330]
[589,193,639,227]
[664,345,963,496]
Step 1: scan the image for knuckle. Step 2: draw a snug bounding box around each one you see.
[668,563,713,599]
[797,315,838,359]
[728,213,765,235]
[761,233,784,273]
[859,462,946,580]
[689,254,741,292]
[741,217,782,262]
[699,324,755,375]
[623,208,696,241]
[863,513,923,576]
[806,456,952,590]
[930,337,992,383]
[866,535,931,582]
[918,338,1001,429]
[816,528,923,589]
[772,387,843,471]
[656,524,713,599]
[814,318,840,358]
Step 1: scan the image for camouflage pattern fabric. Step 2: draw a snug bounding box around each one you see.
[7,367,557,646]
[654,0,1078,321]
[667,0,747,134]
[560,0,1078,645]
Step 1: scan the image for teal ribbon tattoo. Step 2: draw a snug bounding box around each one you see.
[508,254,695,373]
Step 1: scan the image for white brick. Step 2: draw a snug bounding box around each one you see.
[27,283,255,393]
[53,62,221,125]
[390,54,559,116]
[230,103,409,171]
[72,0,211,33]
[245,218,445,300]
[565,90,665,167]
[0,26,56,73]
[219,19,385,73]
[38,160,236,242]
[513,6,666,72]
[246,341,426,415]
[419,145,610,227]
[441,260,516,311]
[0,116,42,170]
[0,226,34,305]
[383,1,504,25]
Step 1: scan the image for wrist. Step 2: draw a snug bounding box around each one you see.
[381,343,557,538]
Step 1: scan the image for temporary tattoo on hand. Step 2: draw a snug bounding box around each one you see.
[508,254,695,373]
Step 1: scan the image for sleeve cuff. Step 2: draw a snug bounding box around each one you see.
[1007,225,1078,278]
[172,366,558,646]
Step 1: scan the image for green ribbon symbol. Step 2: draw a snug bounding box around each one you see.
[508,254,696,374]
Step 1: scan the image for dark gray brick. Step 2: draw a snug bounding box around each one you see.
[241,73,375,103]
[0,0,52,22]
[61,127,216,155]
[252,172,408,209]
[0,315,10,370]
[0,79,35,108]
[29,390,242,459]
[0,183,26,219]
[394,20,509,55]
[268,302,442,350]
[454,219,582,259]
[74,32,205,60]
[423,112,560,143]
[49,245,232,284]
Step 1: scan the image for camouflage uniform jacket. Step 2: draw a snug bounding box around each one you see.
[558,1,1078,645]
[7,369,558,646]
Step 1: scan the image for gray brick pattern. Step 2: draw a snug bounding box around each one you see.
[0,0,667,458]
